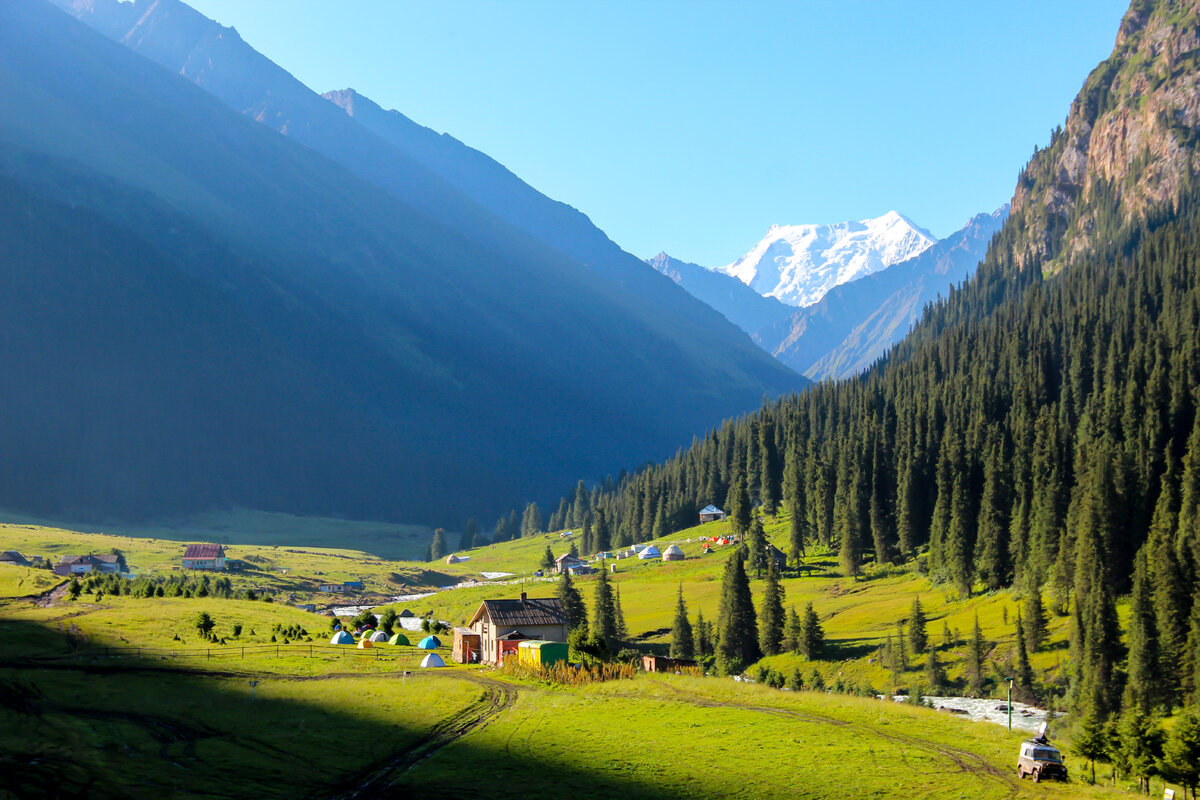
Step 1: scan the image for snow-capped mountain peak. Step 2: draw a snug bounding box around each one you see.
[715,211,937,307]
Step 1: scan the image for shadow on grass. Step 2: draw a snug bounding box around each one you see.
[822,638,879,661]
[0,618,679,800]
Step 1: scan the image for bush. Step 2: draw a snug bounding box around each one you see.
[232,623,243,637]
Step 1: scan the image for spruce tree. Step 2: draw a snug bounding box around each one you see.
[925,645,944,691]
[541,546,555,572]
[615,586,628,641]
[799,602,824,660]
[695,609,712,659]
[967,614,987,692]
[1125,546,1163,713]
[1117,709,1164,794]
[1023,580,1049,652]
[975,434,1011,590]
[581,512,594,555]
[758,557,785,656]
[784,444,809,565]
[593,509,611,553]
[759,419,781,515]
[746,515,768,578]
[592,566,618,646]
[838,456,863,581]
[558,570,588,634]
[716,549,760,674]
[783,606,801,653]
[459,519,479,551]
[908,596,928,655]
[727,474,752,536]
[1014,611,1034,698]
[1160,708,1200,800]
[521,503,543,537]
[670,585,694,659]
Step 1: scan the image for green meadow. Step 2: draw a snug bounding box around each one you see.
[0,515,1130,798]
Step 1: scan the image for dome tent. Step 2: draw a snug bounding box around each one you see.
[420,653,446,668]
[638,545,661,560]
[418,635,442,649]
[357,637,374,649]
[330,631,354,645]
[369,630,390,643]
[388,632,410,646]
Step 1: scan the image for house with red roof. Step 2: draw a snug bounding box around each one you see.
[181,544,226,571]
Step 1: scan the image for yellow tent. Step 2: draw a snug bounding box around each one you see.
[357,637,374,649]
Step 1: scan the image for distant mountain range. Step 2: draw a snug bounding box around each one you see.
[757,208,1007,379]
[0,0,805,526]
[647,209,1002,381]
[715,211,937,307]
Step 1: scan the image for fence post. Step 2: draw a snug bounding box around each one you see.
[242,647,245,659]
[207,649,211,660]
[309,645,312,658]
[276,645,280,658]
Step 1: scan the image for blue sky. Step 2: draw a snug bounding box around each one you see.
[186,1,1128,265]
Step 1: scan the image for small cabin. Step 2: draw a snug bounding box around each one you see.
[452,627,482,664]
[181,544,226,571]
[554,553,585,574]
[699,505,725,523]
[642,655,698,673]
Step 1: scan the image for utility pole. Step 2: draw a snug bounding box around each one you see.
[249,679,260,702]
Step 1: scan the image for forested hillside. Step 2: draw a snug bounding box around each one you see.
[535,0,1200,717]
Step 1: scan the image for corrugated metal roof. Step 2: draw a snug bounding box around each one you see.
[183,544,224,559]
[470,597,567,627]
[699,505,723,514]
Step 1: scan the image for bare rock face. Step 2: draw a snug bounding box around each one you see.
[1010,0,1200,274]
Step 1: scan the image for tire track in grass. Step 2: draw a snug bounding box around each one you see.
[653,682,1020,799]
[322,673,519,800]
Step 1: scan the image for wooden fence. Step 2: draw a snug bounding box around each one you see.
[32,642,448,666]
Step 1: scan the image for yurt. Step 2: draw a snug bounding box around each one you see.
[369,630,390,643]
[388,632,411,646]
[445,553,461,564]
[638,545,661,560]
[418,635,442,649]
[420,652,447,668]
[357,637,374,649]
[662,544,685,562]
[330,630,354,645]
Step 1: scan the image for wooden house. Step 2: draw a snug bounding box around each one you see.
[181,544,226,571]
[554,553,584,574]
[698,504,725,523]
[467,593,568,664]
[53,554,120,576]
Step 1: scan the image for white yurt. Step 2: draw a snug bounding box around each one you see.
[638,545,661,560]
[420,652,447,668]
[662,544,685,562]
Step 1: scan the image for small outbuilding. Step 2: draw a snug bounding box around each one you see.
[181,543,226,571]
[452,627,482,664]
[399,609,415,618]
[699,505,726,523]
[388,632,411,646]
[418,635,442,650]
[642,655,698,673]
[420,653,447,668]
[637,545,661,560]
[517,640,568,667]
[662,545,685,562]
[330,631,354,645]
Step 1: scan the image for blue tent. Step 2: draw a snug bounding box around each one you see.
[330,630,354,645]
[417,635,441,649]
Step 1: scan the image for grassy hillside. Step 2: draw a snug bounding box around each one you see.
[0,517,1164,797]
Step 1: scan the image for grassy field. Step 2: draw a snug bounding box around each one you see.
[0,513,1166,799]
